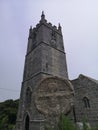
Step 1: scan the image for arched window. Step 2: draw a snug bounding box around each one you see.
[83,97,90,108]
[26,87,32,105]
[25,115,30,130]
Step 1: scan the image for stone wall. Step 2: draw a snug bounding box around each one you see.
[71,74,98,127]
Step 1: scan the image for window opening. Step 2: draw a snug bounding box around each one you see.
[83,97,90,108]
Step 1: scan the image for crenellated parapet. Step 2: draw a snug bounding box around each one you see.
[29,12,62,39]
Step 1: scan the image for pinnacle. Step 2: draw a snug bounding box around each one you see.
[41,11,45,20]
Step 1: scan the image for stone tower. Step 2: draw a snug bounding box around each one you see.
[15,12,69,130]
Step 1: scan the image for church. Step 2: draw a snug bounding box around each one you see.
[15,12,98,130]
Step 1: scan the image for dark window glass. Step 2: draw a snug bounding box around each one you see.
[25,115,30,130]
[83,97,90,108]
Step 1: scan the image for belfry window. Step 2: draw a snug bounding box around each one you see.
[26,88,32,105]
[51,30,56,40]
[83,97,90,108]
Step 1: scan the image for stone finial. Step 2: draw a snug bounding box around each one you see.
[58,23,62,31]
[29,26,32,38]
[40,11,47,23]
[30,25,32,30]
[29,25,32,33]
[42,11,44,15]
[41,11,45,20]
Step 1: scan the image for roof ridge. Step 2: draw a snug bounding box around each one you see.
[79,74,98,84]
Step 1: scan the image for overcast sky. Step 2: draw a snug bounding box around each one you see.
[0,0,98,102]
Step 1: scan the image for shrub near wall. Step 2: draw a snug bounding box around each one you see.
[0,99,19,130]
[45,113,98,130]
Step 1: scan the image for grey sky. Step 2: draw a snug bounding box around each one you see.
[0,0,98,101]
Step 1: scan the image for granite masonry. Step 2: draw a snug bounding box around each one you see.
[71,74,98,127]
[15,12,98,130]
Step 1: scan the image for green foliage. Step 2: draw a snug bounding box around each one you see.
[45,114,77,130]
[58,113,77,130]
[0,99,98,130]
[45,114,98,130]
[91,123,98,130]
[0,99,19,130]
[45,126,51,130]
[82,117,88,130]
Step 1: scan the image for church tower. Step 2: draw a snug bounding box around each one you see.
[15,12,69,130]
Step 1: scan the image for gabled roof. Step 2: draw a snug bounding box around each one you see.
[71,74,98,84]
[79,74,98,84]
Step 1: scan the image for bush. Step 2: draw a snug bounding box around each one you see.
[0,99,19,130]
[58,113,77,130]
[45,114,98,130]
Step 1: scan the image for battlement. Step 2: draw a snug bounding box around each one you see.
[29,12,62,37]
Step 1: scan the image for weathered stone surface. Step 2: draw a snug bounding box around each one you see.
[15,13,69,130]
[15,12,98,130]
[71,74,98,127]
[34,77,74,117]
